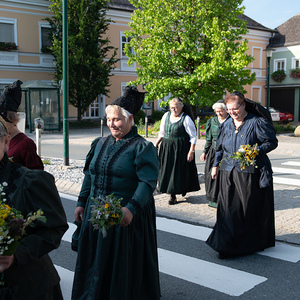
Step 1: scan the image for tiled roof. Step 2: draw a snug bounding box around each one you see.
[109,0,134,11]
[270,14,300,47]
[238,14,275,32]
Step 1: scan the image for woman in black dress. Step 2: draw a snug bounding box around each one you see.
[206,92,278,258]
[200,100,228,208]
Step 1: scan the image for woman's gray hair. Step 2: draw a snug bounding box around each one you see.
[105,105,135,126]
[169,97,184,108]
[212,101,226,111]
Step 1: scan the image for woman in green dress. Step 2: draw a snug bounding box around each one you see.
[200,100,228,207]
[155,97,200,205]
[72,87,161,300]
[0,116,68,299]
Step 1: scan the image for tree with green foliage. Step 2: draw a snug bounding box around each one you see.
[46,0,118,120]
[125,0,255,108]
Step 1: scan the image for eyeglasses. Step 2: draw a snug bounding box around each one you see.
[226,103,242,113]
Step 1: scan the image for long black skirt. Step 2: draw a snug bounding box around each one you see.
[204,147,219,203]
[206,168,275,256]
[158,137,200,194]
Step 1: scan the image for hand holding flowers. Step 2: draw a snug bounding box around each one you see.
[89,194,124,238]
[220,144,260,170]
[0,182,46,258]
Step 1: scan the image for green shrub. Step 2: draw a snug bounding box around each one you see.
[134,110,146,125]
[150,110,165,123]
[273,122,295,133]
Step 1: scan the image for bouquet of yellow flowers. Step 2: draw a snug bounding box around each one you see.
[0,182,46,257]
[89,194,124,238]
[220,143,260,170]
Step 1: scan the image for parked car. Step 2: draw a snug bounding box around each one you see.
[268,107,280,122]
[277,109,294,122]
[268,107,294,123]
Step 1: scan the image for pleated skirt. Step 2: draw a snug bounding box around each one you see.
[204,147,219,203]
[206,168,275,256]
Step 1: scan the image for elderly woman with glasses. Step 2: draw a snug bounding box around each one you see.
[200,100,228,208]
[206,91,278,259]
[155,97,200,205]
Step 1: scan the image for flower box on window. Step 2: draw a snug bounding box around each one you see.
[290,68,300,79]
[271,69,286,82]
[0,42,18,52]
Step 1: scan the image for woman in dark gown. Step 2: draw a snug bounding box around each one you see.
[200,100,228,208]
[155,97,200,205]
[0,116,68,299]
[72,86,160,300]
[0,80,43,170]
[206,92,278,258]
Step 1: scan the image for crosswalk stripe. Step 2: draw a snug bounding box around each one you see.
[281,161,300,167]
[59,192,77,201]
[273,176,300,186]
[55,265,74,300]
[257,243,300,263]
[158,248,267,296]
[273,167,300,175]
[65,218,300,263]
[55,247,268,298]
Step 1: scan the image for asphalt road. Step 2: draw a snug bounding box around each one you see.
[51,194,300,300]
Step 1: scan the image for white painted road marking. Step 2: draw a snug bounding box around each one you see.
[273,167,300,175]
[158,248,267,296]
[273,176,300,186]
[55,265,74,300]
[281,161,300,167]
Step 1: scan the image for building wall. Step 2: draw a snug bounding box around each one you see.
[0,1,274,121]
[243,29,273,105]
[0,0,54,87]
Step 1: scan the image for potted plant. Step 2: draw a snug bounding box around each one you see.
[0,42,18,52]
[290,68,300,79]
[271,69,286,82]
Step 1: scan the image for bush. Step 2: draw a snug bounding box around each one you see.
[150,110,165,123]
[273,122,295,133]
[134,110,146,125]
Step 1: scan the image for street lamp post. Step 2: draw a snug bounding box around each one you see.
[264,48,276,111]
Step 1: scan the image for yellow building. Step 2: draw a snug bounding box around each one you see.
[0,0,275,124]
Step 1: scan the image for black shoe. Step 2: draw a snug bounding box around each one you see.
[168,195,177,205]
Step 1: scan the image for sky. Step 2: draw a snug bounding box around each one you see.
[242,0,300,29]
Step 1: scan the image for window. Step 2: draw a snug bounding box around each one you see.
[0,18,17,43]
[292,58,300,69]
[41,27,52,48]
[252,47,262,69]
[121,32,133,59]
[274,59,286,71]
[39,22,52,53]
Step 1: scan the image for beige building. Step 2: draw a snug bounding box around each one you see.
[0,0,275,126]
